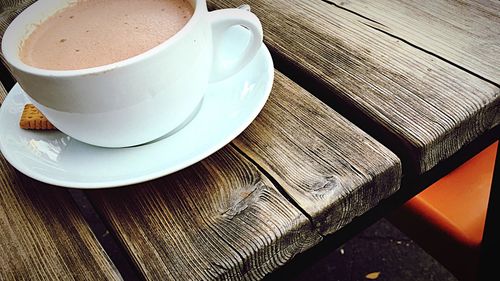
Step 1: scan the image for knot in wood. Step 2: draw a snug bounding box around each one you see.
[220,181,266,219]
[310,175,342,196]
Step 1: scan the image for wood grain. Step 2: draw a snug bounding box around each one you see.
[233,71,401,235]
[209,0,500,174]
[0,78,6,101]
[327,0,500,85]
[88,145,322,281]
[0,1,399,278]
[89,71,400,280]
[0,1,404,278]
[0,84,122,280]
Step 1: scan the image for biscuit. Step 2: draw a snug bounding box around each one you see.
[19,104,57,130]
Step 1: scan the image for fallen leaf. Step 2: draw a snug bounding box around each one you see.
[365,271,381,279]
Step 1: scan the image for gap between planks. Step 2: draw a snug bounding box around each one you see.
[320,0,500,87]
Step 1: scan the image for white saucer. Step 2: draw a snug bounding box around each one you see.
[0,38,274,189]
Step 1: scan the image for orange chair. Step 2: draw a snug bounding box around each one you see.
[388,141,498,281]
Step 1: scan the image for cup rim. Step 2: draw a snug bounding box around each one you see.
[1,0,202,78]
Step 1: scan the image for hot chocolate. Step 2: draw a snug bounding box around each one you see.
[20,0,194,70]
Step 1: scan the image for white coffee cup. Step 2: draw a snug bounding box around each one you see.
[2,0,263,147]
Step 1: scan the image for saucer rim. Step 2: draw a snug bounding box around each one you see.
[0,44,274,189]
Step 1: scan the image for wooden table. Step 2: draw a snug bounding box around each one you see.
[0,0,498,280]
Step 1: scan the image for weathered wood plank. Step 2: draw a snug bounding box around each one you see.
[233,71,401,235]
[0,84,122,280]
[209,0,499,174]
[89,71,400,280]
[328,0,500,85]
[88,144,322,281]
[1,2,405,278]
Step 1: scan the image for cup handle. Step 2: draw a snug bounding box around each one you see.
[208,8,263,82]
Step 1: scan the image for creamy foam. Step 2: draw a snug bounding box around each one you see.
[20,0,193,70]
